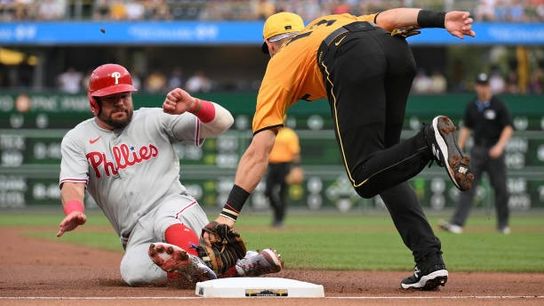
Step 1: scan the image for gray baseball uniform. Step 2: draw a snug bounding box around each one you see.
[59,107,225,285]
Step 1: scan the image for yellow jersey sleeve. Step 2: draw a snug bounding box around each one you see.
[252,13,378,134]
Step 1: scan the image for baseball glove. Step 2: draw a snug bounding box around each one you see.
[196,221,247,275]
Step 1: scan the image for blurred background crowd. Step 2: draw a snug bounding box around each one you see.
[0,0,543,95]
[1,0,544,22]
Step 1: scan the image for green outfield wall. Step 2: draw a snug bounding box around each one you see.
[0,92,543,212]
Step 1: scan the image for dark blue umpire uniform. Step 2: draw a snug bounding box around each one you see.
[441,73,514,234]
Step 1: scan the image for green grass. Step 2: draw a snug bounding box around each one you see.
[1,210,543,272]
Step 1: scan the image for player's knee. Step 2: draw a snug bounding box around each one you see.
[120,257,163,286]
[120,260,144,286]
[355,185,378,199]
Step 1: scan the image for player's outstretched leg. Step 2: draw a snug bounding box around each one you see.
[425,115,474,191]
[149,242,217,283]
[235,248,283,277]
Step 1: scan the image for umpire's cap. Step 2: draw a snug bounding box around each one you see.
[475,72,490,85]
[261,12,304,54]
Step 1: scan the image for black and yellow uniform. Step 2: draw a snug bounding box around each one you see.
[253,13,376,133]
[255,13,442,265]
[265,127,300,227]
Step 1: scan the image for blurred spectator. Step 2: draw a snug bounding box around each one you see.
[168,67,185,90]
[37,0,66,20]
[82,69,92,91]
[57,67,83,94]
[430,70,447,93]
[126,0,145,20]
[110,0,127,20]
[299,0,323,20]
[14,0,33,20]
[186,70,212,93]
[131,72,142,90]
[475,0,496,21]
[412,69,432,94]
[0,1,15,21]
[144,70,167,93]
[489,70,506,94]
[1,0,544,21]
[536,1,544,21]
[144,0,171,20]
[3,1,544,93]
[508,0,526,22]
[93,0,109,20]
[256,0,275,19]
[505,70,519,93]
[332,1,351,14]
[15,92,31,112]
[529,66,544,94]
[495,0,508,21]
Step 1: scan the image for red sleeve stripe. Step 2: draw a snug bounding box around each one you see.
[59,178,89,186]
[195,119,203,147]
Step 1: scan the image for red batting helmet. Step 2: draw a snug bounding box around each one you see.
[87,63,137,115]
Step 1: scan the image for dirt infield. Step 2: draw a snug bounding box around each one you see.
[1,227,543,305]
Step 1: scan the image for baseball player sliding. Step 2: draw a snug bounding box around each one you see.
[57,63,282,287]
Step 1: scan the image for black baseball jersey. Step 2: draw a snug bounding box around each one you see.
[463,96,513,147]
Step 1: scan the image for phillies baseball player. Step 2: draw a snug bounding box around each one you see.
[57,63,282,287]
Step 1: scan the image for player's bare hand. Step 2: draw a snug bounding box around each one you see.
[57,211,87,237]
[162,88,196,115]
[214,215,236,227]
[489,145,504,159]
[445,11,475,39]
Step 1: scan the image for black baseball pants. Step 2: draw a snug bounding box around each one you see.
[451,145,510,229]
[318,22,442,264]
[265,162,291,226]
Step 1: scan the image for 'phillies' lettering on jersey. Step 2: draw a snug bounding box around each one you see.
[86,143,159,178]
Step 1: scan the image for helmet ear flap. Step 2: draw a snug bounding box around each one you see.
[88,93,100,116]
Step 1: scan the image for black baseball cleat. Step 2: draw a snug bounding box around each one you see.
[425,115,474,191]
[401,263,448,290]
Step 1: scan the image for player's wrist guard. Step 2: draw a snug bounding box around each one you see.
[417,10,446,28]
[220,185,250,222]
[63,199,84,215]
[189,98,215,123]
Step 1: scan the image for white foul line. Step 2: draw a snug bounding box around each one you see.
[327,296,544,300]
[1,296,543,300]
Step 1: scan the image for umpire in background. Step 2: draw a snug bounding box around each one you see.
[440,73,513,234]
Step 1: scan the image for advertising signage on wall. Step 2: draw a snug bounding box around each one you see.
[1,92,544,210]
[0,22,543,46]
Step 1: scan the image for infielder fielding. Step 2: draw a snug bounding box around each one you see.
[204,8,476,290]
[57,63,282,287]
